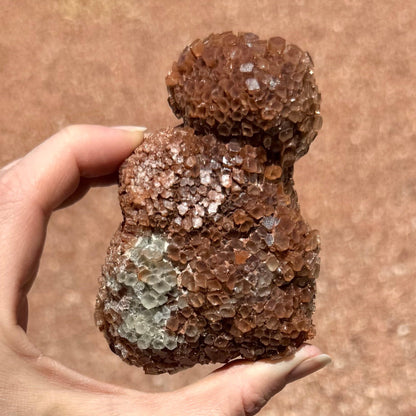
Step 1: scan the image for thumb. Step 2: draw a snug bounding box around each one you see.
[177,345,331,416]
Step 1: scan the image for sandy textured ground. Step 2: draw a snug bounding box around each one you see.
[1,1,415,415]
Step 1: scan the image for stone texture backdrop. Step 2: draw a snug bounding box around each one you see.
[1,1,415,415]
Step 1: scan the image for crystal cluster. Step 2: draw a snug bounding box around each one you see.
[166,32,321,164]
[96,32,322,374]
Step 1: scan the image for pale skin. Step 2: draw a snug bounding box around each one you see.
[0,125,331,416]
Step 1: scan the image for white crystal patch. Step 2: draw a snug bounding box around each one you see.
[108,235,184,350]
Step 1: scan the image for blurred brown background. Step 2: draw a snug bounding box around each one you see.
[1,1,415,415]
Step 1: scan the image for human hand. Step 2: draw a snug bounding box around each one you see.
[0,125,331,416]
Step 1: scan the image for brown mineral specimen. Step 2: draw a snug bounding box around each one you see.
[166,31,321,164]
[95,32,322,374]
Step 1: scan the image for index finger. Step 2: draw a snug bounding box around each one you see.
[0,124,145,326]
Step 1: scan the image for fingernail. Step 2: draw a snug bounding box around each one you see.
[113,126,147,146]
[286,354,331,383]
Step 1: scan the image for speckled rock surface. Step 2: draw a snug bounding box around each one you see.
[95,33,322,374]
[167,32,321,160]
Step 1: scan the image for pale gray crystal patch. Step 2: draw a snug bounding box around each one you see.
[105,234,186,351]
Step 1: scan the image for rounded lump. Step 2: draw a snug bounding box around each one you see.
[166,32,322,162]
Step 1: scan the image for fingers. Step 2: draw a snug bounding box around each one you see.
[0,325,155,416]
[56,172,119,209]
[1,125,145,212]
[0,157,22,173]
[286,351,332,384]
[0,125,145,326]
[177,345,331,416]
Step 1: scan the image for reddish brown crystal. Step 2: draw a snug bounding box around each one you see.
[166,32,321,165]
[95,32,322,374]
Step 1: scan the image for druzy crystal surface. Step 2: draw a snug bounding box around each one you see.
[95,32,322,374]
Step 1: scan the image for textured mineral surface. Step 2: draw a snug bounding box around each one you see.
[95,32,322,374]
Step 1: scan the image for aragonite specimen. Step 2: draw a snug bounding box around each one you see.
[95,32,322,374]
